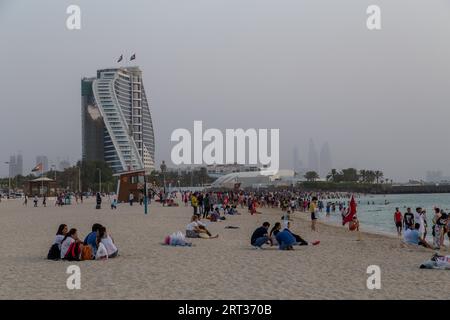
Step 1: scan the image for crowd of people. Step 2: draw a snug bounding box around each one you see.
[47,223,118,261]
[395,207,449,250]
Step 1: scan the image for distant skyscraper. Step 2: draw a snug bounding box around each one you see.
[36,155,49,172]
[59,160,71,171]
[307,139,319,174]
[319,142,332,178]
[8,155,16,178]
[293,147,300,172]
[81,66,155,173]
[16,153,23,176]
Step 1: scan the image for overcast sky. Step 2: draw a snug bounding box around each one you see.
[1,0,449,181]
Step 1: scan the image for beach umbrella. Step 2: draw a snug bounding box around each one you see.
[342,195,357,225]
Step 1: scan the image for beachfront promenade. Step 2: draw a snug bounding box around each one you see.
[0,197,447,300]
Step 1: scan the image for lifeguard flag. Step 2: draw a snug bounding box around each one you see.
[117,54,123,63]
[343,195,357,225]
[130,53,136,61]
[32,163,43,172]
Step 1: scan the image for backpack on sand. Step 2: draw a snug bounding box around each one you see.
[80,245,93,260]
[47,243,60,260]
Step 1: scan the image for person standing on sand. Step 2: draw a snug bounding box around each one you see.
[42,195,46,207]
[394,208,403,236]
[309,196,318,232]
[403,208,414,230]
[33,195,38,207]
[23,195,28,206]
[129,192,134,206]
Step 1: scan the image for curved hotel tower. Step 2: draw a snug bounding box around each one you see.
[81,67,155,174]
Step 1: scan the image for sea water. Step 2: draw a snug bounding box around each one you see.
[320,193,450,244]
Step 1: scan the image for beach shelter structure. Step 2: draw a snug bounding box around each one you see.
[27,177,56,197]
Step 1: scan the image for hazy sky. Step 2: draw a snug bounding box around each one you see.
[1,0,450,181]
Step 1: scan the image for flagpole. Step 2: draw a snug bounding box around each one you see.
[41,164,44,197]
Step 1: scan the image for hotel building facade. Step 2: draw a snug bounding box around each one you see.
[81,66,155,174]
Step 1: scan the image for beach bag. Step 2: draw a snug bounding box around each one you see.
[81,245,93,260]
[95,242,108,260]
[47,243,60,260]
[64,242,81,261]
[169,231,186,246]
[164,235,171,245]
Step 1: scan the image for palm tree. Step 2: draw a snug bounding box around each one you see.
[359,170,367,183]
[374,170,383,184]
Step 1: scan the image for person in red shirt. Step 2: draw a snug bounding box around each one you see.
[394,207,403,236]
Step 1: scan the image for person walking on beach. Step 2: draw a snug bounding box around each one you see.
[23,195,28,206]
[129,192,134,206]
[96,192,102,209]
[310,196,318,232]
[191,193,199,216]
[33,195,38,207]
[394,208,403,236]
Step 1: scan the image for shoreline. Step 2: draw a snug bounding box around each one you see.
[0,198,448,299]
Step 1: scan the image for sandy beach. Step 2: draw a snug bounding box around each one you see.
[0,196,448,300]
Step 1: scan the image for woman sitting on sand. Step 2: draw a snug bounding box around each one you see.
[60,228,84,261]
[97,226,118,258]
[186,215,218,239]
[269,222,282,245]
[54,224,68,249]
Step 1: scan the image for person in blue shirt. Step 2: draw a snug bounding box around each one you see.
[84,223,103,255]
[276,228,297,250]
[404,223,432,249]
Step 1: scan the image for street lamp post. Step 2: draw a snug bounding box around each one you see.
[78,166,81,193]
[96,168,101,194]
[4,162,11,197]
[160,161,167,194]
[144,172,148,215]
[51,165,56,181]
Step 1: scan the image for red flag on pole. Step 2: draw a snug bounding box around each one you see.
[342,195,357,225]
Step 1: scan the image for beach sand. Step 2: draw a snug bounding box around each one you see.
[0,197,448,300]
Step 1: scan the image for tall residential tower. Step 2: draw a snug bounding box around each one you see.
[81,67,155,174]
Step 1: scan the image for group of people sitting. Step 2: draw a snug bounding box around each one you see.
[47,223,118,261]
[186,215,219,239]
[251,221,319,250]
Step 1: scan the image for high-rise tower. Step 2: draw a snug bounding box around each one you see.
[81,67,155,173]
[319,142,332,178]
[307,139,319,174]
